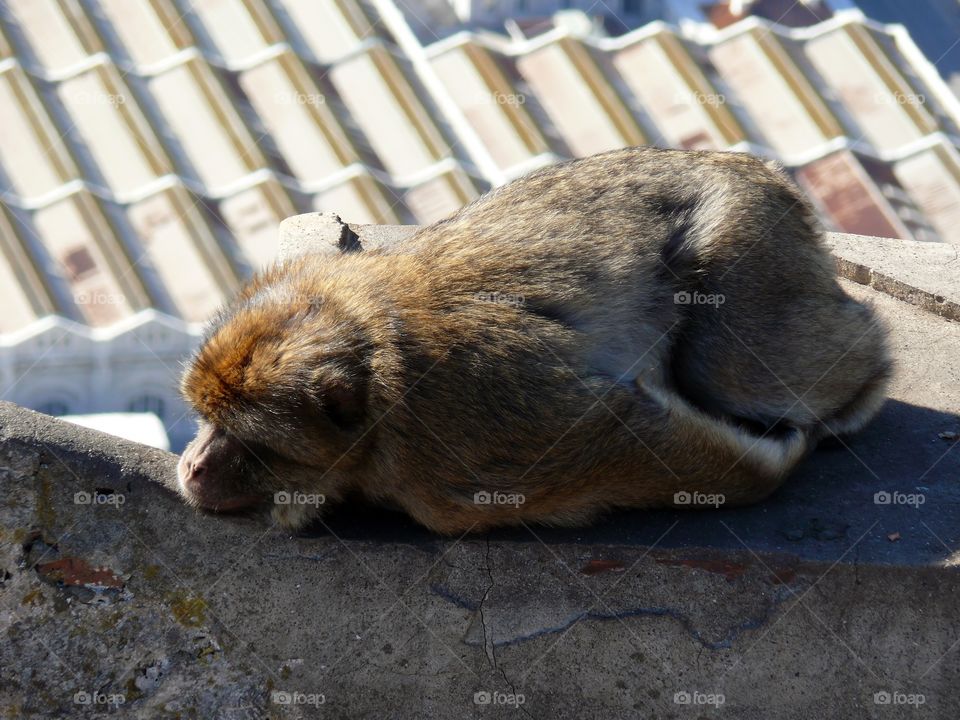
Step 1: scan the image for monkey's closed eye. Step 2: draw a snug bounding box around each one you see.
[322,381,366,430]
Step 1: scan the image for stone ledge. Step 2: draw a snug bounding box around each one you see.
[1,216,959,718]
[273,213,960,567]
[823,233,960,322]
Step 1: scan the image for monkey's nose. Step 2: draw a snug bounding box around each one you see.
[176,453,207,491]
[187,459,207,481]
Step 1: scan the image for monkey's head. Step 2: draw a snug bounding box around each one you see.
[176,281,377,522]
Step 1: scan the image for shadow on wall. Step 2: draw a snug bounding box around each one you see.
[298,399,959,566]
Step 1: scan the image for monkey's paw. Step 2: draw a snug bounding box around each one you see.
[271,494,323,530]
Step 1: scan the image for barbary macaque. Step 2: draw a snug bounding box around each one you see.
[177,147,891,534]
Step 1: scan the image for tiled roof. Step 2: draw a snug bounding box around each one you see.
[1,1,959,336]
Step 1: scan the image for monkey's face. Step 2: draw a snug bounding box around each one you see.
[175,286,373,515]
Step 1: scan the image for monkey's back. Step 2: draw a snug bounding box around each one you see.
[370,146,888,492]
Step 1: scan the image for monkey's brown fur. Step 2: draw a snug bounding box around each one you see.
[178,147,891,534]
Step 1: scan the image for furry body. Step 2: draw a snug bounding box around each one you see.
[178,147,891,533]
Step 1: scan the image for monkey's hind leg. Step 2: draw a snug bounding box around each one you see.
[810,306,893,444]
[634,381,810,508]
[814,361,892,443]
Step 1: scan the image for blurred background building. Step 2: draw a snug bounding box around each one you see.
[0,0,958,449]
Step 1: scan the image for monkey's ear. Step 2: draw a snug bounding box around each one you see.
[320,377,367,431]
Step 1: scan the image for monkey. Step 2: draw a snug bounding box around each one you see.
[176,146,891,535]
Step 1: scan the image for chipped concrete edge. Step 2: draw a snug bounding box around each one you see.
[823,233,960,323]
[0,400,178,493]
[834,256,960,323]
[280,214,960,323]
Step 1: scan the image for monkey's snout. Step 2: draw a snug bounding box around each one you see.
[176,447,261,512]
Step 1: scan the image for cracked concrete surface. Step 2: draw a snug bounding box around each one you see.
[1,217,959,718]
